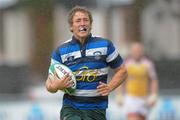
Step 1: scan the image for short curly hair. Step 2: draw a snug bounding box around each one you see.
[68,6,93,26]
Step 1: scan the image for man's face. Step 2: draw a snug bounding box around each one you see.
[131,43,144,61]
[71,11,91,40]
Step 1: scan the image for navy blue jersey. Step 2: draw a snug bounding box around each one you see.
[51,34,123,110]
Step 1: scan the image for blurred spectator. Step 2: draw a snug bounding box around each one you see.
[26,93,44,120]
[116,42,159,120]
[27,102,44,120]
[158,98,176,120]
[0,110,7,120]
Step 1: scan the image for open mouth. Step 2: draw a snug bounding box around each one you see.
[79,27,87,32]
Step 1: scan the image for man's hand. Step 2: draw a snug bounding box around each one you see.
[54,73,74,90]
[97,81,111,96]
[45,73,74,93]
[146,94,158,108]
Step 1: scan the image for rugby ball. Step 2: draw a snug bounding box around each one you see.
[48,63,76,94]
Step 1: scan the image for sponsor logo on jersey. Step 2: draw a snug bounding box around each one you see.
[74,66,100,82]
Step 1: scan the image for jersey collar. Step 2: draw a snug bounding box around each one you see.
[71,33,92,45]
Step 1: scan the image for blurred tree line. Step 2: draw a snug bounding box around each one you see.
[18,0,55,79]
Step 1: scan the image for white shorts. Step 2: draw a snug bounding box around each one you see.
[123,95,149,116]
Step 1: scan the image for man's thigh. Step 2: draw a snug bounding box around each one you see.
[61,115,81,120]
[83,109,106,120]
[60,105,82,120]
[60,105,106,120]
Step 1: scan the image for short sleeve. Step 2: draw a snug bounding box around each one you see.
[50,48,62,65]
[106,41,123,69]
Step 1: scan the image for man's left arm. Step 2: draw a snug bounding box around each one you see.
[97,64,127,96]
[146,60,159,107]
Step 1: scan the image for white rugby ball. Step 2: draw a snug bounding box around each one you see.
[48,63,76,94]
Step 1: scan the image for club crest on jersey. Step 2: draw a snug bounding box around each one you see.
[93,51,102,60]
[66,55,74,62]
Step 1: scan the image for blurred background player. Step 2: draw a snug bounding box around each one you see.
[116,42,159,120]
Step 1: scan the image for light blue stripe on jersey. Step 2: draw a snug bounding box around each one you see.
[51,59,60,65]
[106,49,119,63]
[73,89,100,97]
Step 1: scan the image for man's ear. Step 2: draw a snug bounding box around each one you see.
[70,27,73,32]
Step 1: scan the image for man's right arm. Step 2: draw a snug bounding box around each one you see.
[45,74,74,93]
[45,74,59,93]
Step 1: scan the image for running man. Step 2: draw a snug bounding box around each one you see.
[46,6,127,120]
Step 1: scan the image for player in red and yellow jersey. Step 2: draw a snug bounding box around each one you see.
[116,42,158,120]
